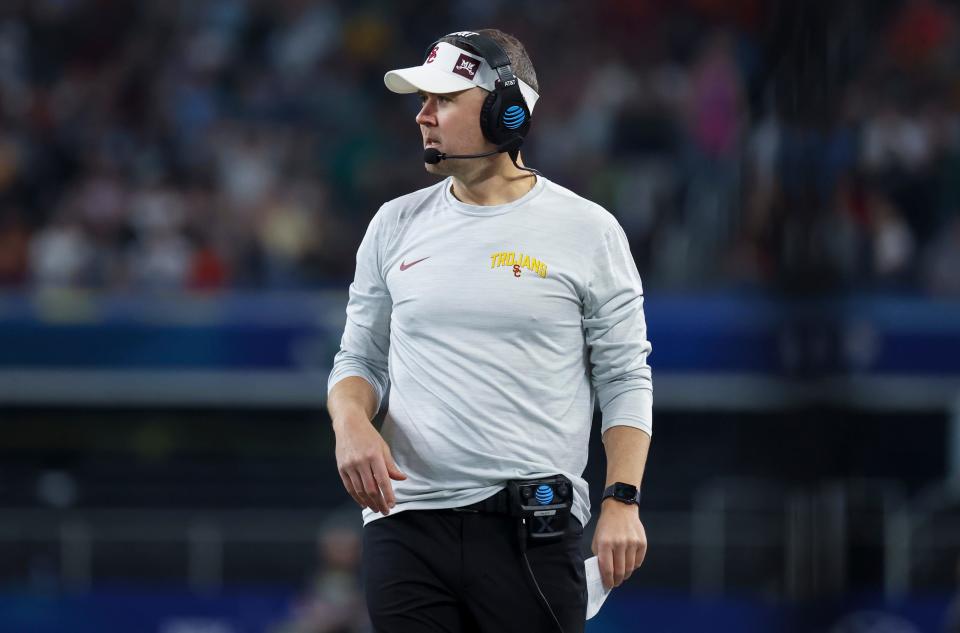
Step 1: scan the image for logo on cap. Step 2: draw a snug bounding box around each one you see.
[425,45,438,64]
[452,53,480,80]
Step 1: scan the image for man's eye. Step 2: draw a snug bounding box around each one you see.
[417,94,452,106]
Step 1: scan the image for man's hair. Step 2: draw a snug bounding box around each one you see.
[438,29,539,94]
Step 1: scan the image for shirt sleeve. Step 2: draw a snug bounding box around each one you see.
[326,209,392,411]
[582,220,653,437]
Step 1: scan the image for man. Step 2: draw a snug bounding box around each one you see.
[327,29,652,633]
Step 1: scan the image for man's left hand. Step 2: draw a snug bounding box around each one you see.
[591,498,647,590]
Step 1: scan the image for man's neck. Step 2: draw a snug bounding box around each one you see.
[449,155,537,206]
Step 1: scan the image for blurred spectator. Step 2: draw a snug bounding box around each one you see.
[28,215,95,287]
[187,233,230,290]
[886,0,955,69]
[861,102,934,175]
[127,226,193,290]
[272,510,369,633]
[680,29,746,279]
[869,192,916,283]
[0,207,29,285]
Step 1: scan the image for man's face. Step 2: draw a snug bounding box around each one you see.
[416,87,493,175]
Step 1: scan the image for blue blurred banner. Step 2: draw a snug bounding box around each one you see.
[0,290,341,369]
[0,588,289,633]
[1,291,959,408]
[0,588,951,633]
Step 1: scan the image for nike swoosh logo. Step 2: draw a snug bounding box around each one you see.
[399,257,430,271]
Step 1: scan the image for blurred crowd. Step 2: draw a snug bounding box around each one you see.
[0,0,957,295]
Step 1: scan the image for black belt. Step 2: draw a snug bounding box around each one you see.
[451,488,510,514]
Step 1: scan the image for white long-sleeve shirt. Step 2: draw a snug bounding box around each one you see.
[328,175,653,526]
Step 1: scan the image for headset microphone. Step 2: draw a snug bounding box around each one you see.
[423,137,523,164]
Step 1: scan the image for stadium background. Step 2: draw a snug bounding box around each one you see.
[1,0,960,631]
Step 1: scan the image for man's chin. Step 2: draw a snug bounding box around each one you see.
[423,162,450,175]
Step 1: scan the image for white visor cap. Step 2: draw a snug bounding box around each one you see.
[384,41,539,113]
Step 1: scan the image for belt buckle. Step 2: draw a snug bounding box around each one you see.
[451,506,480,513]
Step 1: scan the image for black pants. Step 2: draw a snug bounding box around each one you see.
[362,507,587,633]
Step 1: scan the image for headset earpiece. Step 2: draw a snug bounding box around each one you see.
[432,32,533,148]
[480,84,530,147]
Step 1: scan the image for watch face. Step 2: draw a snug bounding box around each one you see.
[613,483,638,501]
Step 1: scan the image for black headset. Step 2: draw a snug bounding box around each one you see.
[423,31,532,154]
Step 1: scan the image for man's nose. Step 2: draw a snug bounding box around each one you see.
[416,98,437,125]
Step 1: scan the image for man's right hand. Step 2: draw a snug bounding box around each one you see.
[333,416,407,515]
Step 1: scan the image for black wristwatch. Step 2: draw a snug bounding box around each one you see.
[602,482,641,507]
